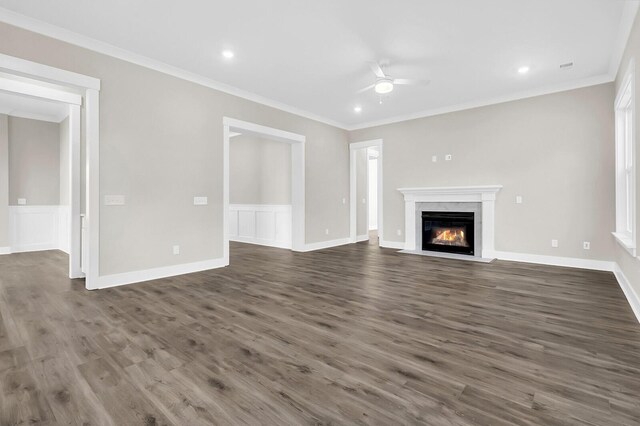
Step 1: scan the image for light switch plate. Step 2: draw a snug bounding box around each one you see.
[516,195,523,204]
[445,154,452,161]
[551,239,558,248]
[193,196,208,205]
[17,198,26,205]
[173,245,180,255]
[583,241,590,250]
[104,195,125,206]
[432,155,437,162]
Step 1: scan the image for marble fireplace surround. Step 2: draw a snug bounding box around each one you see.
[398,185,502,259]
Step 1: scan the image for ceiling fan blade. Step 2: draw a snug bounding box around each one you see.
[357,84,375,94]
[393,78,431,86]
[369,62,386,78]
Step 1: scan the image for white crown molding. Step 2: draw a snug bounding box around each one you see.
[614,263,640,324]
[96,257,227,289]
[0,6,631,133]
[0,8,349,130]
[608,0,640,80]
[348,74,613,130]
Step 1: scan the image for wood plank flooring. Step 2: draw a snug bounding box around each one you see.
[0,242,639,425]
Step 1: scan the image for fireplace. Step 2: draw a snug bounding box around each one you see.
[422,211,475,255]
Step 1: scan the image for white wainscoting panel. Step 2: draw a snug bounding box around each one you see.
[58,206,70,254]
[229,204,292,249]
[8,205,71,253]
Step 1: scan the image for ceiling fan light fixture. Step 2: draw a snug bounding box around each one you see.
[374,78,394,94]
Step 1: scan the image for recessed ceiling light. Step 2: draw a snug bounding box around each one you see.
[354,106,362,113]
[222,50,235,59]
[518,66,530,74]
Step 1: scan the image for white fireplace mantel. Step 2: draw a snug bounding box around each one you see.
[398,185,502,257]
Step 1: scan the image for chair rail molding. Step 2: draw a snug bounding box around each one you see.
[398,185,503,257]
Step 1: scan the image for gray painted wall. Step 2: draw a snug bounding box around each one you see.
[59,116,70,206]
[230,134,291,205]
[8,116,60,206]
[0,22,350,276]
[350,83,615,261]
[0,115,8,248]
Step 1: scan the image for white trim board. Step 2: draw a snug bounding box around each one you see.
[300,238,351,252]
[489,250,615,272]
[356,234,369,242]
[380,240,405,250]
[0,247,10,255]
[96,258,226,289]
[613,263,640,324]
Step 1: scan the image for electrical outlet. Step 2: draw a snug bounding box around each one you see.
[516,195,523,204]
[193,196,208,205]
[583,241,591,250]
[342,197,346,205]
[551,239,558,248]
[325,228,329,235]
[432,155,438,162]
[104,195,125,206]
[445,154,452,161]
[397,229,402,236]
[17,198,26,205]
[173,245,180,255]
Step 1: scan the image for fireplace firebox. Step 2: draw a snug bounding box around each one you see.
[421,211,474,255]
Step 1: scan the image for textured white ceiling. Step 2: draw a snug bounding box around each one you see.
[0,0,634,128]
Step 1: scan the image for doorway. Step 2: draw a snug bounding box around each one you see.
[350,139,383,246]
[0,53,100,287]
[223,118,306,264]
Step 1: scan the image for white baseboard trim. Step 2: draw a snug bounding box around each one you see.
[230,237,291,250]
[613,263,640,324]
[96,257,227,289]
[11,243,59,253]
[356,234,369,242]
[0,247,10,255]
[299,238,351,252]
[380,240,405,250]
[489,250,615,272]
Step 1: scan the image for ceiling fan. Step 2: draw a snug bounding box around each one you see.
[358,62,430,95]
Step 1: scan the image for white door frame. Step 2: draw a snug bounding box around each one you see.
[350,139,383,245]
[0,53,101,288]
[223,117,305,262]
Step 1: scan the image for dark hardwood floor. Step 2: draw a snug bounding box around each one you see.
[1,241,639,425]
